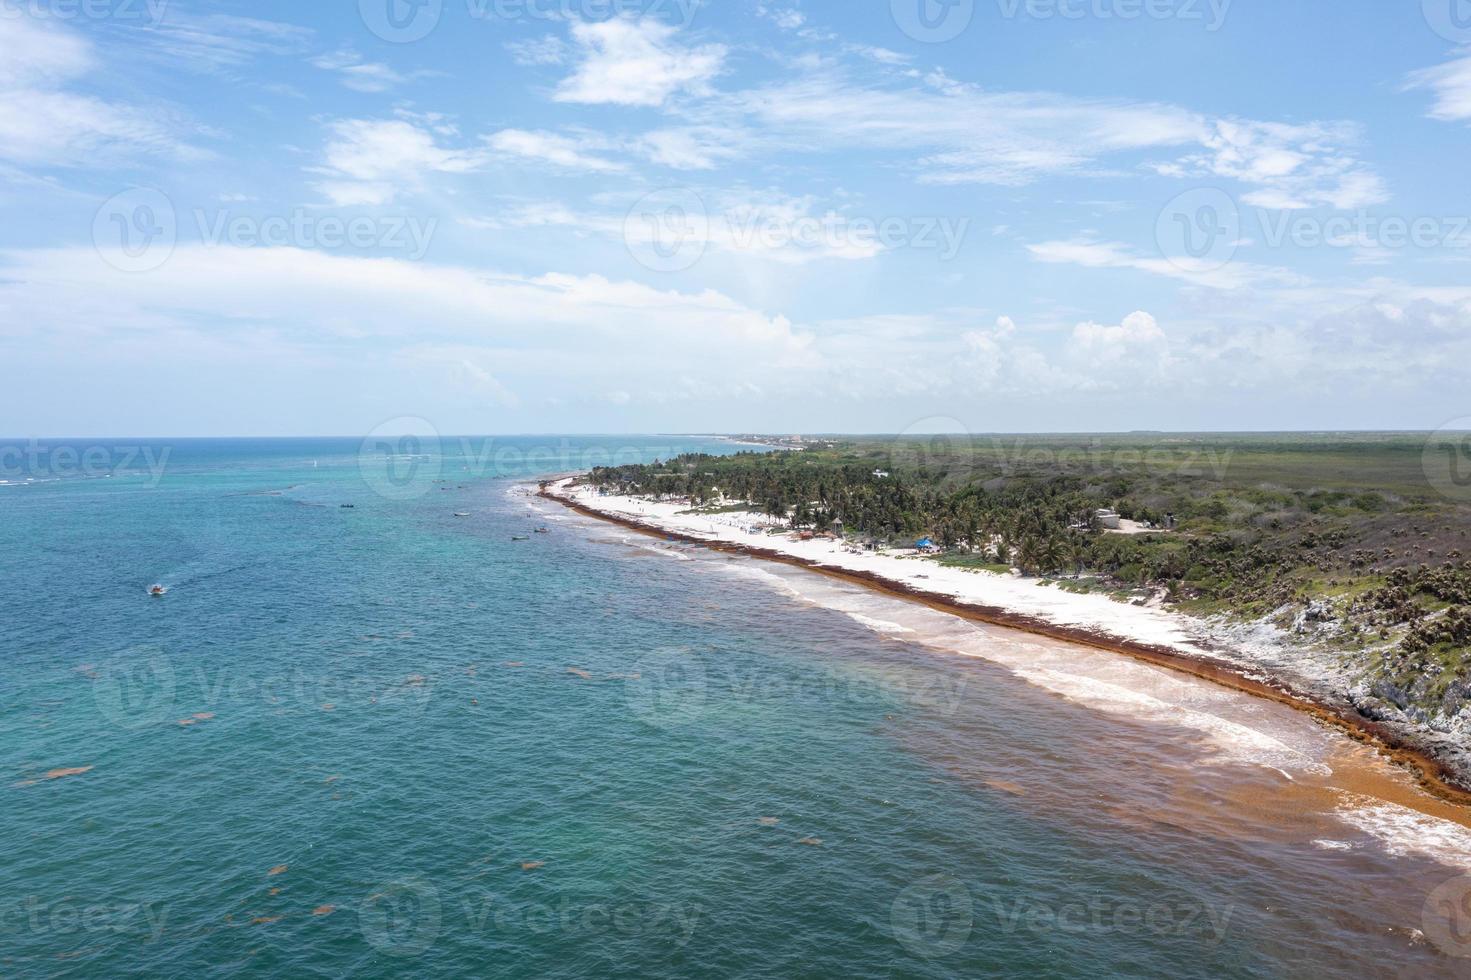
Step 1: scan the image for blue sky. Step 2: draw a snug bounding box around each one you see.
[2,0,1470,436]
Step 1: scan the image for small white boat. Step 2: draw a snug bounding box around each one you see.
[149,584,167,596]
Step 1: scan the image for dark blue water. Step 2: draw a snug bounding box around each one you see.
[3,437,1469,977]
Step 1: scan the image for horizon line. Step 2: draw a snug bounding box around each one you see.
[1,429,1462,442]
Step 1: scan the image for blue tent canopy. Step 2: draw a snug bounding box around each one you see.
[916,537,934,549]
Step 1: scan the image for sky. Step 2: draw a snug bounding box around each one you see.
[2,0,1470,437]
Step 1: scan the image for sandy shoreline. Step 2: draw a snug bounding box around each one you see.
[541,477,1471,806]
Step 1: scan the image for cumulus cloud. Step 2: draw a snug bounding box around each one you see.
[1067,311,1172,384]
[955,311,1172,391]
[1170,119,1387,210]
[554,18,726,107]
[1072,310,1165,353]
[314,117,484,204]
[946,291,1471,402]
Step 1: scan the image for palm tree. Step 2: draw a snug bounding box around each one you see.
[1016,535,1040,575]
[1037,535,1066,576]
[1067,534,1089,578]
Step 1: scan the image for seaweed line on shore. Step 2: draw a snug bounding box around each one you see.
[539,480,1471,808]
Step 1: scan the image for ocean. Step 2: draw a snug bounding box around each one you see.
[3,436,1470,977]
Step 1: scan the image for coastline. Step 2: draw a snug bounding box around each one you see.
[540,477,1471,807]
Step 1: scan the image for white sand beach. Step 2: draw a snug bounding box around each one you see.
[550,478,1213,655]
[543,477,1471,796]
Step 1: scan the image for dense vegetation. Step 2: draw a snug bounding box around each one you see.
[585,434,1471,713]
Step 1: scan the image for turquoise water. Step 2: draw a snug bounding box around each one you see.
[3,437,1469,977]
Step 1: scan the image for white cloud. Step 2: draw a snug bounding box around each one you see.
[8,243,1471,428]
[476,189,906,265]
[0,16,201,169]
[314,118,485,203]
[314,180,396,208]
[0,246,814,394]
[1027,238,1302,290]
[554,18,726,107]
[493,23,1384,209]
[637,127,743,169]
[947,290,1471,399]
[757,4,806,30]
[684,62,1384,209]
[721,73,1207,186]
[0,244,823,429]
[955,311,1172,392]
[457,201,585,232]
[1171,119,1387,210]
[1181,291,1471,396]
[848,45,910,66]
[1314,296,1471,352]
[1067,310,1170,386]
[507,34,570,67]
[137,13,313,74]
[0,13,92,86]
[1072,310,1165,353]
[486,129,626,172]
[711,192,887,263]
[311,49,413,93]
[1406,53,1471,122]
